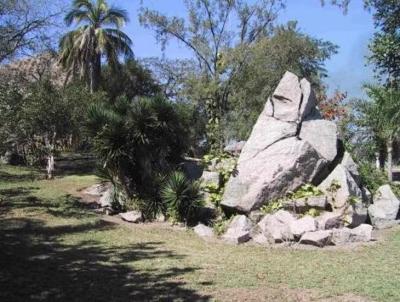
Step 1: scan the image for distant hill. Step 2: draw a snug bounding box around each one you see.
[0,53,67,87]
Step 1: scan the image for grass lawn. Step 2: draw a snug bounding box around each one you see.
[0,164,399,301]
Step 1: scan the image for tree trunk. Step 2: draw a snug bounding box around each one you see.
[387,138,393,182]
[46,154,55,179]
[90,54,101,93]
[375,152,380,169]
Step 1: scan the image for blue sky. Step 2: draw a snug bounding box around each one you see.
[110,0,375,98]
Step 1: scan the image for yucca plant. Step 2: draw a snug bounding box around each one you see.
[161,171,203,225]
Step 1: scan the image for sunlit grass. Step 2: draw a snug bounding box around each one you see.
[1,164,399,301]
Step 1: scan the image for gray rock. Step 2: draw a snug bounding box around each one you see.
[269,71,317,122]
[83,182,111,196]
[252,233,270,245]
[289,216,317,238]
[224,140,246,155]
[331,224,372,245]
[299,78,317,120]
[201,171,220,187]
[283,195,327,213]
[119,211,143,223]
[248,211,264,223]
[349,224,373,242]
[331,227,352,245]
[368,185,400,229]
[99,187,113,208]
[299,119,338,162]
[316,211,344,230]
[194,224,214,238]
[300,230,332,247]
[222,230,251,244]
[222,137,328,212]
[341,152,361,186]
[270,71,303,122]
[361,187,373,204]
[257,210,295,243]
[318,164,363,209]
[346,201,368,228]
[222,215,253,244]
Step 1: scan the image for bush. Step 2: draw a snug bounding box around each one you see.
[161,171,203,225]
[87,95,189,216]
[359,161,387,193]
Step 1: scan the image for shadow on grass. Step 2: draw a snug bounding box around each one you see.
[54,157,98,177]
[0,217,211,302]
[0,170,41,182]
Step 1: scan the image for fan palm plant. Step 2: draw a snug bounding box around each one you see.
[59,0,133,92]
[87,96,189,217]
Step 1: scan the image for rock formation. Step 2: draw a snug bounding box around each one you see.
[221,71,338,212]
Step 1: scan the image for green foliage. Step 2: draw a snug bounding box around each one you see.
[304,208,321,218]
[212,216,232,236]
[287,184,323,200]
[327,179,341,193]
[161,171,202,225]
[87,96,189,216]
[0,80,97,165]
[260,200,284,214]
[201,152,237,208]
[359,161,387,193]
[224,21,338,140]
[347,196,361,206]
[261,183,323,214]
[101,59,161,101]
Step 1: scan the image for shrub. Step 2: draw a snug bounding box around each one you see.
[87,95,189,216]
[359,161,387,193]
[161,171,203,225]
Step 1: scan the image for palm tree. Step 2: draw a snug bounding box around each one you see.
[59,0,133,92]
[358,85,400,181]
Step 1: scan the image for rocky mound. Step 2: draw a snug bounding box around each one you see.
[196,71,400,247]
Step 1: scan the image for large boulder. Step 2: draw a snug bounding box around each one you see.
[267,71,316,122]
[221,72,337,213]
[368,185,400,229]
[222,137,328,212]
[299,119,337,162]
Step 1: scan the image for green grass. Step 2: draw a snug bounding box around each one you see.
[1,164,399,301]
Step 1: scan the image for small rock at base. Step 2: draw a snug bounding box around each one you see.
[300,230,332,247]
[194,223,214,238]
[119,211,143,223]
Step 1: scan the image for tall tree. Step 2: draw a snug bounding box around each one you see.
[0,0,63,63]
[139,0,285,151]
[59,0,133,93]
[355,85,400,181]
